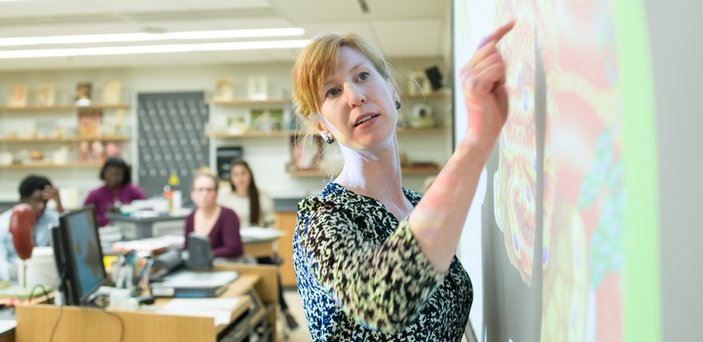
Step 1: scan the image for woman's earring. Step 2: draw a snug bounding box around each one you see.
[395,101,401,110]
[320,132,335,144]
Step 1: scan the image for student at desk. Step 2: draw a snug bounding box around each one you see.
[218,159,275,228]
[184,168,243,258]
[84,157,146,227]
[218,159,299,330]
[0,175,64,281]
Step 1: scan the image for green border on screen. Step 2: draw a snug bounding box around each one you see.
[613,2,661,341]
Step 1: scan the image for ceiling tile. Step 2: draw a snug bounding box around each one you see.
[0,0,448,70]
[371,19,445,58]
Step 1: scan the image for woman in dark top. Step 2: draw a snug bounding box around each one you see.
[291,22,514,340]
[84,157,146,227]
[183,168,242,258]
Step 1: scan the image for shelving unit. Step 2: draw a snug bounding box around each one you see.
[207,89,452,190]
[0,161,103,169]
[208,127,444,139]
[207,130,295,139]
[0,99,133,204]
[287,165,442,177]
[206,97,295,181]
[0,136,128,143]
[0,103,129,112]
[0,103,132,167]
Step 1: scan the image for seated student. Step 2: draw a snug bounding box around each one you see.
[183,168,243,258]
[84,157,146,227]
[0,175,64,281]
[218,159,276,228]
[218,159,299,330]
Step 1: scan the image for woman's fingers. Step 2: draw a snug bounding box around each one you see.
[467,20,515,68]
[478,21,515,49]
[466,40,498,69]
[463,51,506,93]
[472,52,503,74]
[472,64,506,93]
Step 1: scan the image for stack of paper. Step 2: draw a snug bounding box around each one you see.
[240,227,285,242]
[159,297,246,325]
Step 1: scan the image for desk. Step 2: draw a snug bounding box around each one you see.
[104,230,283,259]
[107,213,187,239]
[241,228,284,258]
[14,264,280,342]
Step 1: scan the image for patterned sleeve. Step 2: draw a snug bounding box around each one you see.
[297,196,446,333]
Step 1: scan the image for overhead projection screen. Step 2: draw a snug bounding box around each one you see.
[452,0,660,341]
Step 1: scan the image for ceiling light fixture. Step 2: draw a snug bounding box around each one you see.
[0,39,311,59]
[0,27,305,47]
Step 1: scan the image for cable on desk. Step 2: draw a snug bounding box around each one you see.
[27,284,52,304]
[49,302,64,342]
[85,306,125,342]
[49,272,69,342]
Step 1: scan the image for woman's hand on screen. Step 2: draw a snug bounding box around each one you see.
[459,21,514,150]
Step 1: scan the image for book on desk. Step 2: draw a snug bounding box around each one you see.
[150,270,239,298]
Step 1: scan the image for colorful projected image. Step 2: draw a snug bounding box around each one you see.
[453,0,641,340]
[490,0,548,286]
[538,0,623,340]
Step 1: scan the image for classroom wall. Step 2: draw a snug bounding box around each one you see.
[0,56,448,205]
[645,0,703,340]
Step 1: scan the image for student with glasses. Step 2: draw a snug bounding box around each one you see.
[183,167,242,258]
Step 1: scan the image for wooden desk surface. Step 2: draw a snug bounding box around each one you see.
[16,301,249,342]
[14,271,266,342]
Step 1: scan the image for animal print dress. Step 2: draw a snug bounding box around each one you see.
[293,182,472,341]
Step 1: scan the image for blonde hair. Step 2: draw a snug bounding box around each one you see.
[191,167,219,192]
[292,32,398,119]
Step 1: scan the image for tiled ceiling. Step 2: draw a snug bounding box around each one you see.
[0,0,450,71]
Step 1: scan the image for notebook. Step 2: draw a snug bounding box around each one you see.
[150,270,238,298]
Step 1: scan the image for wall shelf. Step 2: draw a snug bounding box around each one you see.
[207,130,294,139]
[207,127,444,139]
[207,98,291,106]
[403,91,451,101]
[0,103,130,112]
[287,165,440,177]
[397,126,447,134]
[0,161,102,169]
[0,136,129,143]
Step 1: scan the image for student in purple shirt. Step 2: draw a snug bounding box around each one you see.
[183,168,243,258]
[84,157,146,227]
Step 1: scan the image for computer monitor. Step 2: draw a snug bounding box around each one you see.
[51,206,107,306]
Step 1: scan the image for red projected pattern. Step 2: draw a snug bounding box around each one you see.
[491,0,546,286]
[487,0,623,340]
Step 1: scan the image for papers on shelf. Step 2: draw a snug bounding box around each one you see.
[150,271,238,298]
[240,227,285,242]
[159,297,246,326]
[112,235,184,254]
[155,270,238,289]
[0,320,16,334]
